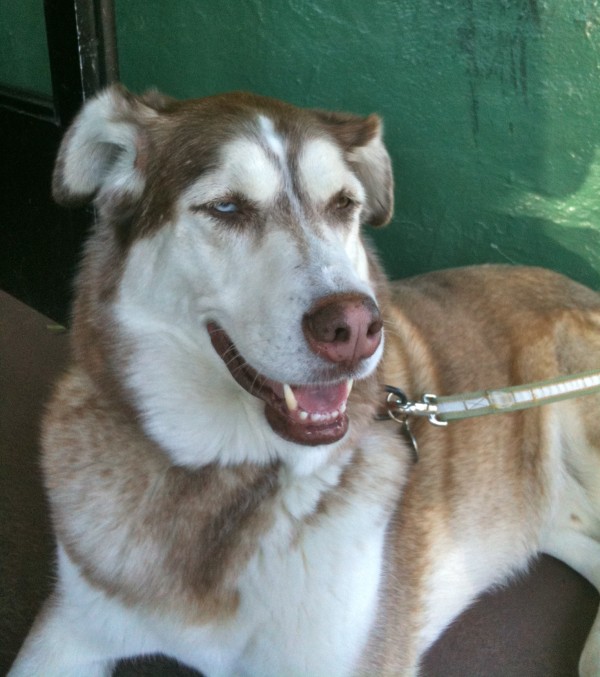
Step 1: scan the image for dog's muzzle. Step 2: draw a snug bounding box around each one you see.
[207,294,381,446]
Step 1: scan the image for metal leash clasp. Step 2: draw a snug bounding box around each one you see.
[383,386,447,427]
[375,386,418,461]
[376,386,448,462]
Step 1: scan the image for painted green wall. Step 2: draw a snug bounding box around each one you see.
[116,3,600,288]
[0,0,52,96]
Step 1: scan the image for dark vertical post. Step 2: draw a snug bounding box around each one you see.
[44,0,119,126]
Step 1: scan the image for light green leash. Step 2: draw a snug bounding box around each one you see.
[383,370,600,427]
[380,370,600,460]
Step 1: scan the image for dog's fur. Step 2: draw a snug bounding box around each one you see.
[9,87,600,676]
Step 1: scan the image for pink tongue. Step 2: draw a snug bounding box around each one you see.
[292,382,349,414]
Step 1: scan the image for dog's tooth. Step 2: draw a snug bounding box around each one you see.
[299,410,309,421]
[340,401,347,414]
[347,378,354,395]
[283,383,298,412]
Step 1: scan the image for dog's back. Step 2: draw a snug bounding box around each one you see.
[366,265,600,673]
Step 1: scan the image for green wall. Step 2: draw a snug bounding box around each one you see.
[4,1,599,287]
[0,0,52,96]
[10,0,597,289]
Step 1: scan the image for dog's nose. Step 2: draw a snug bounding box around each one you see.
[303,293,382,367]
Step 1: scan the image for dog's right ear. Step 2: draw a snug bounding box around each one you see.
[52,85,162,207]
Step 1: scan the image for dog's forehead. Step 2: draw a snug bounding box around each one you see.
[297,136,359,202]
[190,111,355,203]
[214,130,284,203]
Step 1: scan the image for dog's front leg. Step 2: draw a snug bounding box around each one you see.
[8,545,139,677]
[8,594,116,677]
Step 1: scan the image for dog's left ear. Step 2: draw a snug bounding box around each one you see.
[313,110,394,227]
[52,85,171,208]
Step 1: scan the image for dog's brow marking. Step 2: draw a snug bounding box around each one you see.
[259,115,286,165]
[257,115,305,225]
[299,139,363,205]
[187,138,282,208]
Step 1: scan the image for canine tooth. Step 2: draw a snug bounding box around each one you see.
[340,402,347,414]
[347,378,354,395]
[283,383,298,412]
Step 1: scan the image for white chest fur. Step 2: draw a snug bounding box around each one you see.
[52,454,391,677]
[232,477,386,676]
[198,460,389,676]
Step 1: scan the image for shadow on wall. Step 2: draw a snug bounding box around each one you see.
[491,218,600,290]
[371,0,600,289]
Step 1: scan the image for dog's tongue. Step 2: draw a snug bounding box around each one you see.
[291,381,350,414]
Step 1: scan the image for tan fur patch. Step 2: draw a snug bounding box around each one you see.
[44,368,283,621]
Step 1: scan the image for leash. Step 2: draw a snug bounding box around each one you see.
[378,370,600,460]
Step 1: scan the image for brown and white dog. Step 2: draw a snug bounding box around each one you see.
[9,86,600,676]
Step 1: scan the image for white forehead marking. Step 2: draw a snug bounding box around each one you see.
[183,117,363,222]
[257,114,304,220]
[258,115,286,164]
[184,136,282,206]
[298,138,364,203]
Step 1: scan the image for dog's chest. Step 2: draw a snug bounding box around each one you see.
[197,463,389,677]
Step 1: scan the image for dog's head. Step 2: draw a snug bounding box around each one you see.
[54,86,394,466]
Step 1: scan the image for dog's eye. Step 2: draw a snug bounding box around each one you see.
[335,195,353,210]
[329,192,357,213]
[213,201,238,214]
[191,200,242,218]
[191,197,260,228]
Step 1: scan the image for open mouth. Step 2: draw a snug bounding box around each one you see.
[207,322,352,446]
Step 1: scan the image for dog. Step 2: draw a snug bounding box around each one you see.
[8,85,600,677]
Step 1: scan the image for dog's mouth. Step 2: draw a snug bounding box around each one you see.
[208,322,351,446]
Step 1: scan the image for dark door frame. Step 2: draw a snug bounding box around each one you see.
[0,0,119,323]
[0,0,119,125]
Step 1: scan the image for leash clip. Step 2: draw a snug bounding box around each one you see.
[383,386,447,427]
[376,386,448,462]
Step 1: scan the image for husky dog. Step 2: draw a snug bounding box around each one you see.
[9,86,600,676]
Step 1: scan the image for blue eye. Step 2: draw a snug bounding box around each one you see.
[213,201,238,214]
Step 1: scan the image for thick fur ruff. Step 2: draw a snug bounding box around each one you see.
[9,87,600,677]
